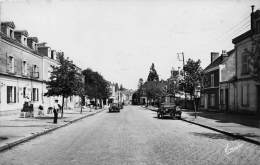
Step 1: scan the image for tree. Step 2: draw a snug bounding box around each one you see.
[119,84,125,91]
[137,78,144,90]
[74,72,85,113]
[82,68,111,108]
[183,58,203,98]
[45,53,80,118]
[143,80,166,106]
[147,63,159,81]
[166,68,181,96]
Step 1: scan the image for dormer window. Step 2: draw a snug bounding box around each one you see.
[23,37,27,45]
[9,29,14,38]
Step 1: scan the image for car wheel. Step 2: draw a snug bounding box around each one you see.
[157,113,160,119]
[171,113,175,119]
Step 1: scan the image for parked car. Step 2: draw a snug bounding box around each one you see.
[157,94,182,119]
[109,103,120,112]
[118,102,124,109]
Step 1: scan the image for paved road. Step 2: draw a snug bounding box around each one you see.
[0,106,259,165]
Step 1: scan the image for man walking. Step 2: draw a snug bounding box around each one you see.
[53,100,59,124]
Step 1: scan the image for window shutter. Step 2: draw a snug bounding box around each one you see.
[7,86,10,103]
[37,66,39,78]
[6,56,10,72]
[37,88,39,101]
[27,64,31,77]
[14,87,16,103]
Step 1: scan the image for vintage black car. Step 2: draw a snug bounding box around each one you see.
[109,103,120,112]
[157,95,182,119]
[118,102,124,109]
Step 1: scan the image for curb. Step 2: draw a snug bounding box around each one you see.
[0,109,106,153]
[181,118,260,146]
[143,106,260,146]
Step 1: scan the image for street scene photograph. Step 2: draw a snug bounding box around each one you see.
[0,0,260,164]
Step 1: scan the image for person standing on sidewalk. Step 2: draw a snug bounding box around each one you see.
[53,100,59,124]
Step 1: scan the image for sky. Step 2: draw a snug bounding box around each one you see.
[1,0,260,89]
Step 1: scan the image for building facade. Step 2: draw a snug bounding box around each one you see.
[219,50,236,111]
[201,52,228,111]
[230,8,260,113]
[0,22,44,115]
[0,20,81,115]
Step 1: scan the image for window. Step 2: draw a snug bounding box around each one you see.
[22,61,27,75]
[210,94,215,106]
[7,86,16,103]
[23,87,26,98]
[9,29,13,38]
[32,88,39,101]
[32,65,39,78]
[256,20,260,34]
[23,38,27,45]
[242,53,249,74]
[7,56,14,73]
[51,51,54,59]
[241,84,249,106]
[210,74,214,87]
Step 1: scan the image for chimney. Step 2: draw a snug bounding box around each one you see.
[251,5,255,32]
[211,52,219,63]
[221,50,227,56]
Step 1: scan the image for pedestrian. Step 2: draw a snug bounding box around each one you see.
[53,100,59,124]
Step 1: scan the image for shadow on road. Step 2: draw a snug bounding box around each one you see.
[190,132,236,141]
[153,116,181,120]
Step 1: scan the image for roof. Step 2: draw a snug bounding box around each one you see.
[27,37,39,43]
[232,30,252,44]
[14,30,29,37]
[204,56,224,72]
[0,31,39,55]
[203,50,233,73]
[1,21,15,29]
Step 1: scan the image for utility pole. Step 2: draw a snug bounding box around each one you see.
[177,52,187,109]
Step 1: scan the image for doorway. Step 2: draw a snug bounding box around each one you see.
[225,89,229,111]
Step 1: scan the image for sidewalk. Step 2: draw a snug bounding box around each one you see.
[144,106,260,145]
[0,106,106,152]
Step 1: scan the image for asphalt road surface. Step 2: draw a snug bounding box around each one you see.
[0,106,260,165]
